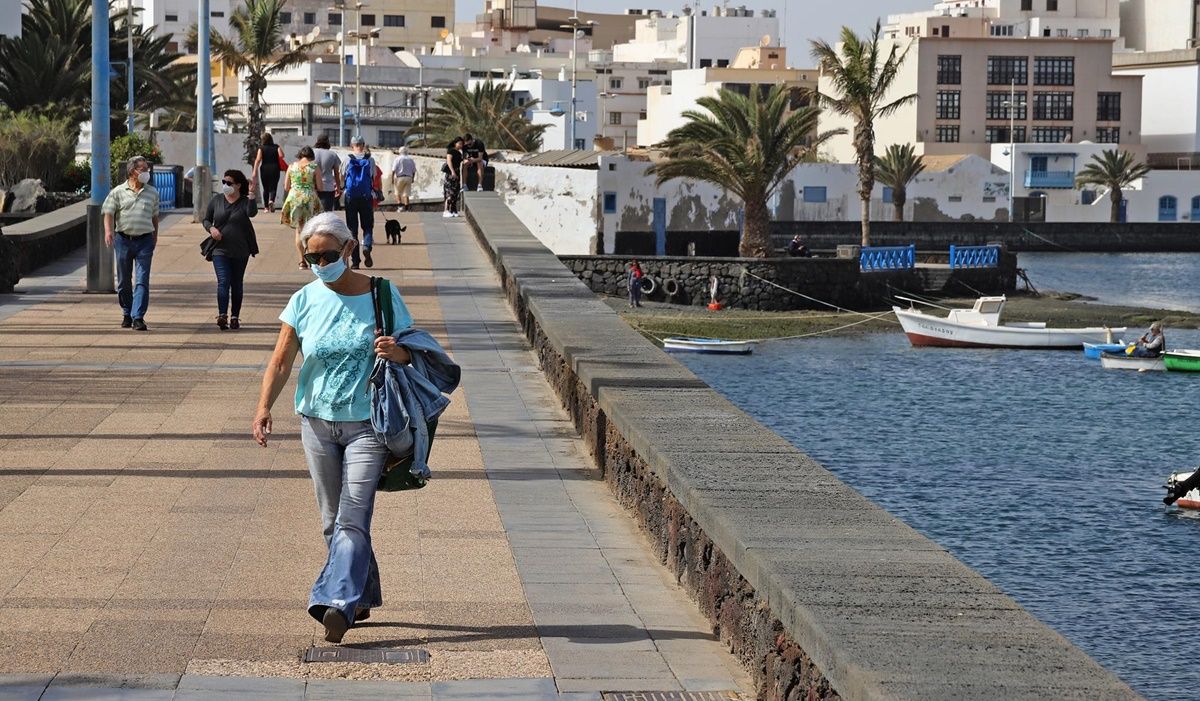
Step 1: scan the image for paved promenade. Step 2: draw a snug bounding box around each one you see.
[0,210,749,700]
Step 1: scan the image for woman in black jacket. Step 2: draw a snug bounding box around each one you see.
[203,169,259,330]
[253,132,283,212]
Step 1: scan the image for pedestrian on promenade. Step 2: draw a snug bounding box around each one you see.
[462,133,488,191]
[252,212,415,644]
[392,146,415,211]
[443,137,464,219]
[102,155,160,332]
[313,134,341,215]
[253,132,284,212]
[628,260,644,309]
[342,136,378,269]
[281,146,323,269]
[202,169,259,330]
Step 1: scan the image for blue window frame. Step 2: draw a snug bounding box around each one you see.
[1159,195,1178,221]
[1191,195,1200,220]
[803,186,827,203]
[881,186,894,203]
[603,192,617,214]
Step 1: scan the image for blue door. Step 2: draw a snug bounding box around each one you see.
[1119,198,1127,223]
[652,198,666,256]
[1191,195,1200,221]
[1159,195,1178,221]
[1031,156,1048,173]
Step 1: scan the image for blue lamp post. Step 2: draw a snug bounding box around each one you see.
[87,0,114,293]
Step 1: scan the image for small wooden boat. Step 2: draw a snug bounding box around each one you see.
[892,296,1126,349]
[1163,350,1200,373]
[1099,352,1166,371]
[1083,342,1128,360]
[1165,469,1200,509]
[663,337,756,355]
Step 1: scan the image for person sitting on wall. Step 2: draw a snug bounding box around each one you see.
[787,234,811,258]
[1130,321,1166,357]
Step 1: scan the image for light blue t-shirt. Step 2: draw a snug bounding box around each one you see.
[280,279,413,422]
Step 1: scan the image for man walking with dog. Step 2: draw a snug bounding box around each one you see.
[340,135,377,269]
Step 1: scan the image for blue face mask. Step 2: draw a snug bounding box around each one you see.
[311,256,347,283]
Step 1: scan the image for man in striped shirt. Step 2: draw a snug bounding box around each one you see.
[103,155,160,331]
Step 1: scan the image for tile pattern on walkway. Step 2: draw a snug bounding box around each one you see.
[0,207,747,699]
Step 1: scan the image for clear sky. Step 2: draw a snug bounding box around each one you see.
[452,0,925,59]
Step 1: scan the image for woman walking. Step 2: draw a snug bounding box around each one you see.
[252,212,414,643]
[253,133,284,212]
[281,146,323,269]
[202,170,259,330]
[442,136,464,219]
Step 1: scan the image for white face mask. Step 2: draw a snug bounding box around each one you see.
[136,170,151,185]
[221,184,236,196]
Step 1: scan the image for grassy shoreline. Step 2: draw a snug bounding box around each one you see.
[610,292,1200,344]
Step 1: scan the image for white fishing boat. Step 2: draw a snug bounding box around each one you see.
[892,296,1125,350]
[1099,352,1166,371]
[1165,469,1200,509]
[663,337,756,355]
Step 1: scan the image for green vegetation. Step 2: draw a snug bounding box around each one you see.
[648,84,833,258]
[0,108,80,190]
[408,81,547,152]
[811,20,916,246]
[1074,149,1152,223]
[874,143,925,222]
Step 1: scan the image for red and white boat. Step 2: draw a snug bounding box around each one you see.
[892,296,1125,350]
[1166,470,1200,509]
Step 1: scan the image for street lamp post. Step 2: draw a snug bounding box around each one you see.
[126,1,135,136]
[331,2,347,146]
[87,0,114,293]
[560,7,597,150]
[1002,79,1026,222]
[195,0,213,223]
[354,3,364,135]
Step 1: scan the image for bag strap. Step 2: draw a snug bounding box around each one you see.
[370,277,395,337]
[370,276,384,337]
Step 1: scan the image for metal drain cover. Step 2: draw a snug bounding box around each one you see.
[303,647,429,664]
[601,693,740,701]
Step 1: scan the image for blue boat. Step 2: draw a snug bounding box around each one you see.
[1083,342,1128,359]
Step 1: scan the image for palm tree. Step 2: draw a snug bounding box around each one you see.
[811,20,916,246]
[874,143,925,222]
[211,0,328,162]
[1074,149,1151,223]
[408,81,547,152]
[648,84,835,258]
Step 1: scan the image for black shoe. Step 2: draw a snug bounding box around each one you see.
[322,607,349,643]
[351,262,361,270]
[132,318,148,331]
[121,315,133,328]
[229,317,240,330]
[363,248,373,268]
[354,608,371,622]
[216,315,228,331]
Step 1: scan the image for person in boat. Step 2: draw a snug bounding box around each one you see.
[787,235,811,258]
[1131,321,1165,357]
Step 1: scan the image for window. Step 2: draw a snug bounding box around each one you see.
[1057,28,1068,37]
[1047,0,1058,10]
[384,14,405,26]
[937,55,961,84]
[936,125,960,142]
[1159,196,1178,221]
[431,16,446,28]
[936,91,961,119]
[803,186,827,203]
[1191,195,1200,220]
[609,112,621,125]
[990,25,1014,37]
[1102,28,1112,38]
[881,186,894,203]
[1096,126,1120,143]
[699,58,713,68]
[1020,0,1032,9]
[942,24,950,38]
[328,12,341,25]
[986,126,1026,143]
[609,77,623,89]
[987,56,1027,85]
[303,11,316,24]
[358,13,374,25]
[986,91,1026,120]
[1031,126,1072,142]
[716,59,729,67]
[378,130,405,147]
[211,10,224,17]
[1033,92,1073,120]
[279,11,292,23]
[1034,56,1074,86]
[1097,92,1121,121]
[639,110,647,119]
[603,192,617,214]
[1077,28,1089,38]
[165,13,178,22]
[1081,189,1097,205]
[637,77,650,90]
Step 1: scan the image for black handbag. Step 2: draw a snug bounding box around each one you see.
[371,276,433,492]
[199,235,217,260]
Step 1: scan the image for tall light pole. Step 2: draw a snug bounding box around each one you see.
[353,3,366,136]
[559,13,597,150]
[331,2,347,146]
[1002,79,1026,223]
[87,0,114,293]
[195,0,213,223]
[126,1,135,136]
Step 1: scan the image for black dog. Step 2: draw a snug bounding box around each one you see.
[384,218,406,245]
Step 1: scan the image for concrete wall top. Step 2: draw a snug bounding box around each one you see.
[462,191,1141,701]
[2,201,89,242]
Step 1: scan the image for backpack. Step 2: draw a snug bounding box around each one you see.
[344,155,373,199]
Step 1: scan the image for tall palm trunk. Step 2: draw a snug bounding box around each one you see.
[741,197,772,258]
[893,190,906,221]
[855,124,874,247]
[1109,188,1122,223]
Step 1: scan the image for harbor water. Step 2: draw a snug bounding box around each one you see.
[1020,252,1200,313]
[678,264,1200,699]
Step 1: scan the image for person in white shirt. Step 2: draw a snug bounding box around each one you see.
[391,147,416,211]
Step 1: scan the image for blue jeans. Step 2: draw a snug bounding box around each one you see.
[211,254,248,317]
[345,196,374,266]
[114,232,155,319]
[300,415,388,626]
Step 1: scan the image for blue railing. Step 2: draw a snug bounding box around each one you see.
[152,170,176,209]
[1024,170,1074,188]
[860,244,915,271]
[949,244,1000,269]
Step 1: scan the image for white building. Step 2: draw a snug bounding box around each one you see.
[473,75,598,150]
[612,6,779,69]
[126,0,233,53]
[885,0,1124,48]
[1119,0,1200,53]
[1112,49,1200,167]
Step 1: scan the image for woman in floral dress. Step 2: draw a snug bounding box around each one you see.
[282,146,323,269]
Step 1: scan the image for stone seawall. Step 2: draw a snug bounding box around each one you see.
[0,200,88,292]
[558,254,1017,311]
[462,192,1140,701]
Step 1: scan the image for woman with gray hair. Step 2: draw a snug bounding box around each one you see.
[252,212,414,643]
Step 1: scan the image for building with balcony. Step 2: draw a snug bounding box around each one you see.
[884,0,1124,48]
[476,75,598,150]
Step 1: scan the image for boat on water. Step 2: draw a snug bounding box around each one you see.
[892,296,1126,349]
[1099,352,1166,371]
[1163,350,1200,373]
[662,337,756,355]
[1083,342,1128,360]
[1165,469,1200,509]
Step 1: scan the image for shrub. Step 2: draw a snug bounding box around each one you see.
[0,107,80,191]
[110,134,164,185]
[59,160,91,195]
